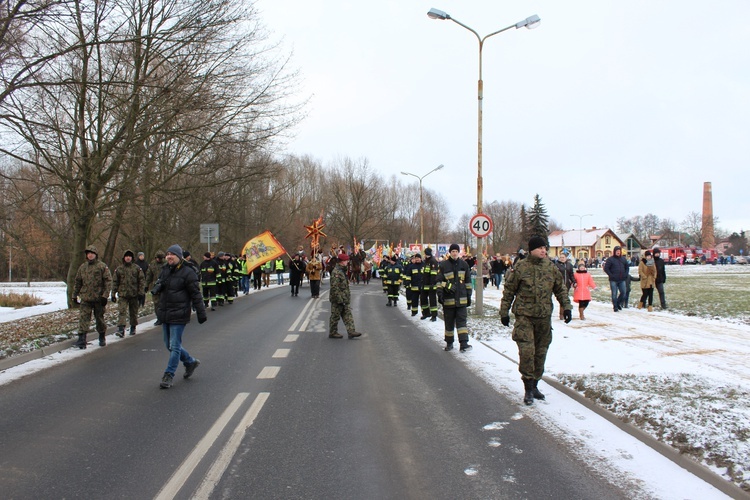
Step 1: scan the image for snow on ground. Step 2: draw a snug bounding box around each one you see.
[1,268,749,498]
[0,282,69,323]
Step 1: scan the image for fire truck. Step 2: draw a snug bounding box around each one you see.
[655,246,718,264]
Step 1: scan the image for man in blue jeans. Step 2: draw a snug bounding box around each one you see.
[153,244,207,389]
[603,246,630,312]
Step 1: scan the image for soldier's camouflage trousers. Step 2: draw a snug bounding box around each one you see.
[329,302,356,336]
[512,315,552,380]
[79,300,107,335]
[117,296,139,327]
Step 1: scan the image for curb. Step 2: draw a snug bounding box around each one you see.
[479,340,750,499]
[0,312,158,372]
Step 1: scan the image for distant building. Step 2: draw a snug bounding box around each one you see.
[548,227,625,261]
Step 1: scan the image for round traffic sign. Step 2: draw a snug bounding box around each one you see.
[469,213,493,238]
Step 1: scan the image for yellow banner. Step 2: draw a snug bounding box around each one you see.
[241,231,287,272]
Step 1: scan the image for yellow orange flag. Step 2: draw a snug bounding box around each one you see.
[241,231,287,272]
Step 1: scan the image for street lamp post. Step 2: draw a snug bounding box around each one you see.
[570,214,593,260]
[401,164,444,250]
[428,8,540,315]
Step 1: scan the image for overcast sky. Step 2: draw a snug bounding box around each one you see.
[256,0,750,236]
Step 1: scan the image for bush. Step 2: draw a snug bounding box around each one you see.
[0,291,45,308]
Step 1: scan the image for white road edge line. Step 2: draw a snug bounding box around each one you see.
[192,392,270,500]
[154,392,250,500]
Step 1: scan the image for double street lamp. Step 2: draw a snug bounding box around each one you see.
[428,7,540,315]
[401,164,444,250]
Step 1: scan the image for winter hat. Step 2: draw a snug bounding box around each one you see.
[449,243,460,253]
[578,262,587,269]
[528,236,548,252]
[337,253,349,262]
[182,250,191,258]
[137,252,145,257]
[84,245,99,256]
[204,252,212,259]
[166,244,183,258]
[653,248,661,255]
[414,253,422,259]
[217,251,225,258]
[123,250,134,259]
[424,247,433,256]
[644,250,652,257]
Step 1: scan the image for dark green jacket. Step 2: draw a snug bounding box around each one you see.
[500,254,571,318]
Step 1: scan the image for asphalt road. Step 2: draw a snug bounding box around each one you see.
[0,282,624,499]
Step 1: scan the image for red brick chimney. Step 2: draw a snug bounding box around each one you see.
[702,182,715,249]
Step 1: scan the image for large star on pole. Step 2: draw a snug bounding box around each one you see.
[304,216,327,252]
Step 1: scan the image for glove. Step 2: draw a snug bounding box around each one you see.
[563,309,572,324]
[198,315,207,324]
[501,316,510,327]
[437,294,444,305]
[110,294,117,303]
[466,297,471,307]
[138,294,145,302]
[99,296,108,306]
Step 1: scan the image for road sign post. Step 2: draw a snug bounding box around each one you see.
[200,224,219,252]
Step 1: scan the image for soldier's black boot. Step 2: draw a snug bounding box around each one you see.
[523,379,535,406]
[129,326,136,336]
[98,333,106,347]
[116,325,125,338]
[532,379,545,400]
[74,333,87,349]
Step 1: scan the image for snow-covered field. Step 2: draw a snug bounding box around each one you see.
[1,266,749,498]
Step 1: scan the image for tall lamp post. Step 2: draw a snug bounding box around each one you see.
[428,8,540,315]
[401,164,444,250]
[570,213,593,260]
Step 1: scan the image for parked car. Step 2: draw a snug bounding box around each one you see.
[736,256,747,265]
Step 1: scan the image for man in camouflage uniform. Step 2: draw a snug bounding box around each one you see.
[420,247,440,321]
[437,244,473,352]
[328,253,361,339]
[111,249,145,337]
[500,236,572,406]
[73,245,112,348]
[146,251,166,324]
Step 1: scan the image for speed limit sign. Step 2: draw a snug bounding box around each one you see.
[469,213,493,238]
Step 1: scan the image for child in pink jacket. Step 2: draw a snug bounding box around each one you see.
[573,261,596,320]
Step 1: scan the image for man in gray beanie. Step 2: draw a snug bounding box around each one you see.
[500,235,572,406]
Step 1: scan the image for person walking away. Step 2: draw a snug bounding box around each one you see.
[437,243,473,352]
[500,236,572,405]
[289,253,306,297]
[199,252,219,311]
[491,255,506,290]
[252,261,263,290]
[306,254,323,298]
[328,253,361,339]
[182,251,199,277]
[420,248,440,321]
[638,250,658,311]
[111,249,145,337]
[135,252,149,307]
[274,257,285,285]
[261,260,272,287]
[603,246,629,312]
[554,252,575,319]
[153,244,207,389]
[146,251,166,324]
[572,261,596,320]
[653,247,668,309]
[238,254,250,294]
[72,245,112,348]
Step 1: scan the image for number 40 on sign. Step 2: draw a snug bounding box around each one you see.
[469,213,493,238]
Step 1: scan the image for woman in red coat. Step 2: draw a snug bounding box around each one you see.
[572,261,597,320]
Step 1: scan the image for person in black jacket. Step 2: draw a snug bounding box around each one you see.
[554,253,575,319]
[652,247,667,309]
[154,244,207,389]
[603,246,630,312]
[437,244,473,352]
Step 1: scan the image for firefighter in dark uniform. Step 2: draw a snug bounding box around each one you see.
[437,244,473,352]
[404,253,424,316]
[420,247,440,321]
[200,252,219,311]
[385,254,403,307]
